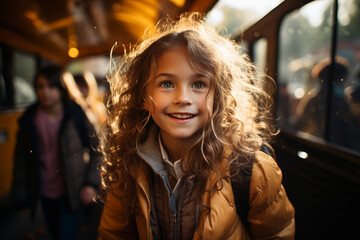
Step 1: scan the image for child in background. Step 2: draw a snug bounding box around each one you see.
[12,65,102,240]
[98,13,295,240]
[64,72,107,132]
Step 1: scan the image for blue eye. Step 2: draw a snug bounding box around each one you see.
[193,81,205,89]
[160,81,173,88]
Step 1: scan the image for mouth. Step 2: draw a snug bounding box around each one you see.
[168,113,195,119]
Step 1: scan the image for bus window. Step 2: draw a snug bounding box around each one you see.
[336,0,360,151]
[13,51,36,106]
[253,38,267,73]
[238,40,249,55]
[206,0,284,37]
[277,0,333,137]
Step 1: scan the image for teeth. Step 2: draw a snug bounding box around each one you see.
[170,114,193,119]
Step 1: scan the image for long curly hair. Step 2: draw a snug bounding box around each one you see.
[98,13,276,207]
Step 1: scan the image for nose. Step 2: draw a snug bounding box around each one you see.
[174,86,191,105]
[41,86,51,96]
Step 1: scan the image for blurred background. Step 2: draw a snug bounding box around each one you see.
[1,0,359,239]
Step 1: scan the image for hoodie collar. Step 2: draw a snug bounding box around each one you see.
[136,124,167,176]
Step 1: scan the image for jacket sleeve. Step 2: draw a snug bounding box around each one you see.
[98,184,139,240]
[78,106,102,188]
[247,151,295,240]
[11,122,31,210]
[84,117,102,187]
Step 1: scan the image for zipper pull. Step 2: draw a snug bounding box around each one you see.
[173,212,178,239]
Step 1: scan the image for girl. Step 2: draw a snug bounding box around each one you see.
[98,13,295,240]
[12,65,102,240]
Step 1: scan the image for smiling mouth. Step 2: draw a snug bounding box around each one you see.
[169,113,195,119]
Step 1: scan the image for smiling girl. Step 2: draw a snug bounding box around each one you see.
[98,13,295,240]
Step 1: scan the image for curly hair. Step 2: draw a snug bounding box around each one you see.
[98,13,276,207]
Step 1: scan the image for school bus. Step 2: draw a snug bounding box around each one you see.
[1,0,359,239]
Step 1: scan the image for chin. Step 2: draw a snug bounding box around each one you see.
[170,131,200,140]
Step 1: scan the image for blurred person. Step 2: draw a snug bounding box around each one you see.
[347,71,360,124]
[296,57,351,144]
[64,72,107,132]
[11,65,102,240]
[345,72,360,151]
[64,71,106,238]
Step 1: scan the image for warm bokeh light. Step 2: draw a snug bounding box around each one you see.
[170,0,186,7]
[24,10,38,20]
[69,34,78,42]
[68,47,79,58]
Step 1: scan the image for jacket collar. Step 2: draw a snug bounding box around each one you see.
[136,124,177,209]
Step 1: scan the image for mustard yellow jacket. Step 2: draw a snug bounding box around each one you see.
[98,150,295,240]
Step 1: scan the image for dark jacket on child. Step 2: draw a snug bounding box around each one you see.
[11,101,101,217]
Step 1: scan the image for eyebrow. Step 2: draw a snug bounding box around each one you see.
[154,72,208,80]
[154,73,174,79]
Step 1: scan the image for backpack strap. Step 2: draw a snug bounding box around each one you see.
[231,157,254,229]
[231,145,272,229]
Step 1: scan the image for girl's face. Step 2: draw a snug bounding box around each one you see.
[36,75,62,109]
[145,46,214,145]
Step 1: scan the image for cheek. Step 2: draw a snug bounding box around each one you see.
[51,89,62,99]
[36,89,45,97]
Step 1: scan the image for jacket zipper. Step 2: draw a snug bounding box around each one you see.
[160,172,179,239]
[173,211,178,240]
[173,177,195,240]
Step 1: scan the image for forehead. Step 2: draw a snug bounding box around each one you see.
[35,75,58,88]
[36,75,49,84]
[151,45,208,77]
[157,46,189,66]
